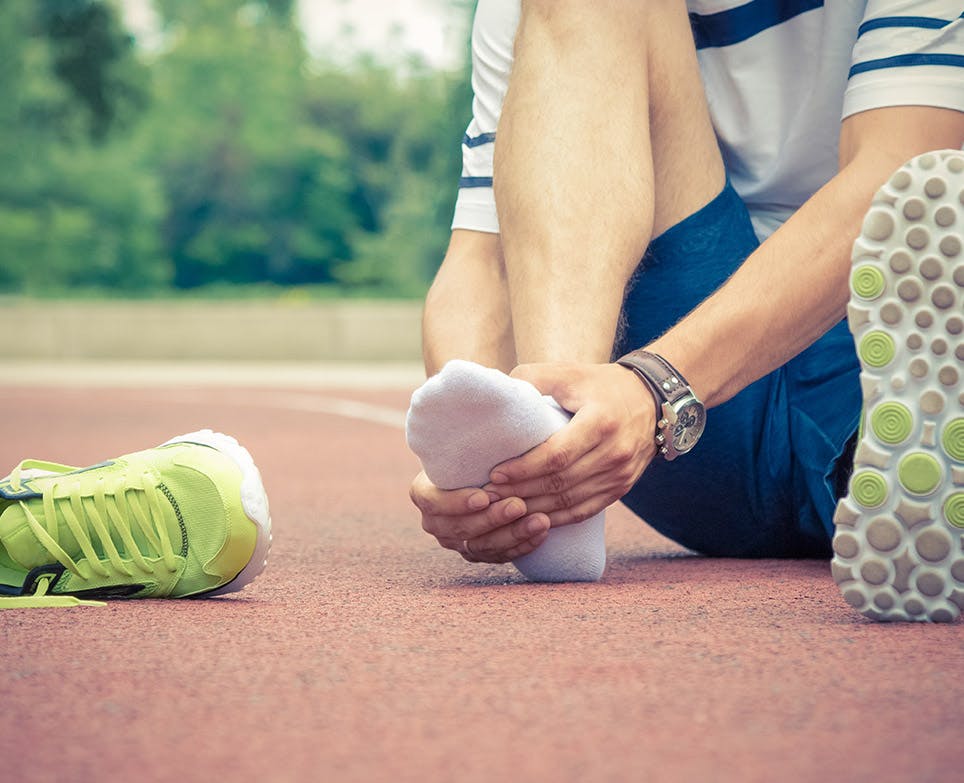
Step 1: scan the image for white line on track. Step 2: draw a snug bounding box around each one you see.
[268,392,406,429]
[0,360,425,390]
[1,361,418,429]
[125,389,409,430]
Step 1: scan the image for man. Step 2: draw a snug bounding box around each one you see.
[408,0,964,621]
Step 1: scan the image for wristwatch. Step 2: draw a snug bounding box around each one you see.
[615,350,706,461]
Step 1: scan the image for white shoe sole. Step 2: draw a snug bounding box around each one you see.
[832,149,964,622]
[162,429,273,596]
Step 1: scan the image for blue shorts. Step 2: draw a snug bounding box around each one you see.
[614,182,862,557]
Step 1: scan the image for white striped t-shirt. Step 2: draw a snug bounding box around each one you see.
[453,0,964,240]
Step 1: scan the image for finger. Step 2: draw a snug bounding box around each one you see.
[464,513,552,563]
[434,536,484,563]
[421,496,528,541]
[488,426,637,502]
[501,528,551,561]
[410,471,493,516]
[514,451,641,516]
[545,493,622,527]
[484,450,600,502]
[489,409,606,484]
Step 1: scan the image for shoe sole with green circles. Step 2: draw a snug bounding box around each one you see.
[832,149,964,622]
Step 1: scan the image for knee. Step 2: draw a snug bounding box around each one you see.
[519,0,648,39]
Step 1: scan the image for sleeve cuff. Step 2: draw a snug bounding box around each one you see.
[451,189,501,234]
[843,70,964,119]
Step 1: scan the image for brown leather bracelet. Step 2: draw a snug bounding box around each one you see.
[615,349,705,460]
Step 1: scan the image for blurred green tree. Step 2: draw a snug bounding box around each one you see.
[148,0,361,286]
[0,0,473,296]
[307,53,471,294]
[0,0,162,293]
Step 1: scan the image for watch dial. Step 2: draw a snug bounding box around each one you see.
[672,402,706,452]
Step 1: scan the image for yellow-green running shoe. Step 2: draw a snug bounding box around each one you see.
[0,430,271,608]
[832,149,964,622]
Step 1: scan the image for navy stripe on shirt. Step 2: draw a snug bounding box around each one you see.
[690,0,824,50]
[463,132,496,148]
[459,176,493,188]
[858,13,964,38]
[849,52,964,78]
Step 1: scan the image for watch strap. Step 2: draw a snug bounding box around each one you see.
[615,350,692,407]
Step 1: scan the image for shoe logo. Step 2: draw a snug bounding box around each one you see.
[64,460,115,476]
[0,461,116,499]
[68,584,148,600]
[0,479,39,499]
[20,565,147,600]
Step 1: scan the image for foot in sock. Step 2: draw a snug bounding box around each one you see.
[406,359,606,582]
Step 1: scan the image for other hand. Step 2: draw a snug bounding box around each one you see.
[409,470,552,563]
[485,362,657,526]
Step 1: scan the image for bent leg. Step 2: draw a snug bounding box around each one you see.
[494,0,725,363]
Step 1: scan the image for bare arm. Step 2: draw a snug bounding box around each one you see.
[496,106,964,525]
[422,229,516,375]
[415,228,554,563]
[648,106,964,407]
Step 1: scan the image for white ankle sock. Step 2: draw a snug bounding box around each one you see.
[406,359,606,582]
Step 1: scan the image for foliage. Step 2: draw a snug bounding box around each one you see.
[0,0,472,297]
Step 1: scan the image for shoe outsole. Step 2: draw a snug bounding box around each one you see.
[832,149,964,622]
[162,429,273,596]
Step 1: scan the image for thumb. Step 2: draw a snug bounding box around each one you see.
[510,362,580,406]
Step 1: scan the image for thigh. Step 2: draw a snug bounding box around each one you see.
[616,182,833,556]
[785,318,862,543]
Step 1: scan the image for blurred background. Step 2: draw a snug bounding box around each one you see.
[0,0,472,301]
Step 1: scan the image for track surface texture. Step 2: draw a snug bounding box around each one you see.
[1,376,961,783]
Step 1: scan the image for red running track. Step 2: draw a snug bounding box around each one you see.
[0,381,961,783]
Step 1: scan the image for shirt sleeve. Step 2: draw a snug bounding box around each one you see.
[843,0,964,119]
[451,0,520,234]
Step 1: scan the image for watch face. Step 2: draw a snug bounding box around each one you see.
[671,400,706,453]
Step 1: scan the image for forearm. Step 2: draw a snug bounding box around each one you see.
[646,163,867,407]
[422,229,516,375]
[648,107,964,408]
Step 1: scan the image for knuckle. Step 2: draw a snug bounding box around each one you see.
[408,481,423,507]
[546,446,569,472]
[545,472,567,493]
[554,490,575,511]
[411,488,437,516]
[597,416,619,438]
[609,444,634,465]
[511,521,532,542]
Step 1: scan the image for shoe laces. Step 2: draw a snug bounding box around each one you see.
[7,461,180,582]
[0,572,104,609]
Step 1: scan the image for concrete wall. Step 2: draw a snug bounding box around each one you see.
[0,299,423,360]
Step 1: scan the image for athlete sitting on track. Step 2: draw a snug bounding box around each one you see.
[406,0,964,621]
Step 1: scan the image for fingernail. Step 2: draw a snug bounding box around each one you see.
[485,490,502,503]
[467,492,489,510]
[505,499,525,518]
[490,471,508,484]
